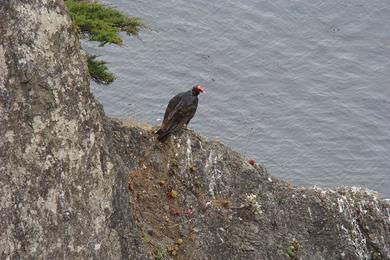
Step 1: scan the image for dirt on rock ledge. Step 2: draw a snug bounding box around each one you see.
[108,119,390,260]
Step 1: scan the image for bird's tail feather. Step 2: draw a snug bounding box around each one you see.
[156,123,178,142]
[157,131,170,142]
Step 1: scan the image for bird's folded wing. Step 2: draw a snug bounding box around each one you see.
[163,94,182,121]
[167,99,187,121]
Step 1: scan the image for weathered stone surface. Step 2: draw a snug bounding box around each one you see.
[114,125,390,260]
[1,1,389,260]
[0,1,147,259]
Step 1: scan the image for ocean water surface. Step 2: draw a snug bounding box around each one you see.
[83,0,390,197]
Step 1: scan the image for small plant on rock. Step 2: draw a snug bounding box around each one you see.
[167,189,178,199]
[246,193,263,215]
[171,159,178,168]
[154,248,166,260]
[286,239,302,259]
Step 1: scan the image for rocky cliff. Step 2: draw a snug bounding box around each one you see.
[1,1,389,259]
[0,0,147,258]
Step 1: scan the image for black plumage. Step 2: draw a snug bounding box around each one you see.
[156,85,205,142]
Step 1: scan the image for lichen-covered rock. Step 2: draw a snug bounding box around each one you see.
[116,125,390,260]
[0,1,147,259]
[1,1,389,260]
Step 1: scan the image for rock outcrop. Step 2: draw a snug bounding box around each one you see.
[112,122,390,260]
[1,1,389,259]
[0,1,147,258]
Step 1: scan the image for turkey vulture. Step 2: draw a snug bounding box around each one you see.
[156,85,205,142]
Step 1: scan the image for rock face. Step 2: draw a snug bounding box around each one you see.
[0,1,389,260]
[113,125,390,260]
[0,1,147,259]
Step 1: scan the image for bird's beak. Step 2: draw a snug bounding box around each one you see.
[198,85,205,93]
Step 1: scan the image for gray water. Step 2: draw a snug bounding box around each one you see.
[84,0,390,197]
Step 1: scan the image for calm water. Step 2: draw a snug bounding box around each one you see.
[84,0,390,197]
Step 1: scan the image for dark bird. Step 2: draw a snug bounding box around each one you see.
[156,85,205,142]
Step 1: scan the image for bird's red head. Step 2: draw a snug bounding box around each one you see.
[193,85,205,94]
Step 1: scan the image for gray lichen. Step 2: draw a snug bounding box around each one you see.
[0,1,147,259]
